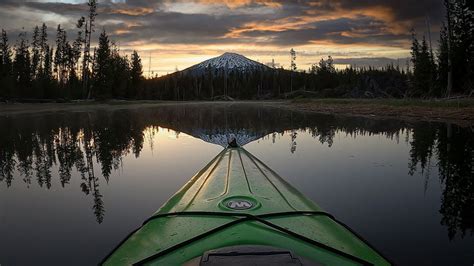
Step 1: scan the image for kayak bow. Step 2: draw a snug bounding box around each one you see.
[102,147,391,265]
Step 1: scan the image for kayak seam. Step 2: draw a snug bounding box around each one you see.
[159,149,226,213]
[123,211,376,266]
[237,148,253,194]
[249,150,314,198]
[225,149,231,196]
[245,148,321,210]
[183,150,226,208]
[207,148,232,200]
[243,149,298,211]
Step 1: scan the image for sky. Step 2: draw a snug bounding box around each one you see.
[0,0,445,76]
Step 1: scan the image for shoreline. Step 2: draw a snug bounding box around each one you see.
[1,99,473,127]
[282,99,474,127]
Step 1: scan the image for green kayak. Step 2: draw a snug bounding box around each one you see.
[102,147,391,265]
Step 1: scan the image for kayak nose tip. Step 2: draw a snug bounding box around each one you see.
[227,137,239,148]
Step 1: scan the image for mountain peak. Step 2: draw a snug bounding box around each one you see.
[182,52,268,75]
[221,52,240,57]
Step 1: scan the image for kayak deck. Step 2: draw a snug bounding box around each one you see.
[102,148,390,265]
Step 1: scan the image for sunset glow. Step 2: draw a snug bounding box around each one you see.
[0,0,443,76]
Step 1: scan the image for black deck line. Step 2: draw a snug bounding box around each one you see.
[100,211,393,265]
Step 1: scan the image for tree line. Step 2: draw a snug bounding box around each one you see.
[0,0,472,101]
[0,0,144,101]
[142,56,410,100]
[410,0,473,97]
[0,21,410,101]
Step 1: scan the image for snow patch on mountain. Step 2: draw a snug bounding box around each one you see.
[182,52,269,75]
[193,129,265,147]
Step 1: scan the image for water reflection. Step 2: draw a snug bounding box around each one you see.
[0,103,473,239]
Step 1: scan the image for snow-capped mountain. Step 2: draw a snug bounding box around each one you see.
[193,129,266,147]
[181,52,269,75]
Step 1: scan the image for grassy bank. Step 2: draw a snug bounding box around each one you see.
[292,98,474,107]
[285,98,474,126]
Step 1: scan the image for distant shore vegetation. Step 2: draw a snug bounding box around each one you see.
[0,0,472,101]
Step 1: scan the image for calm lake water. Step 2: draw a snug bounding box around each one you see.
[0,103,473,265]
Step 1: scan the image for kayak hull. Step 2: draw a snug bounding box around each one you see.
[103,148,390,265]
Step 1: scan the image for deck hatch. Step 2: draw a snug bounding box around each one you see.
[220,196,260,211]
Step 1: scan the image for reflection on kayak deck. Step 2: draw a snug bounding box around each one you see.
[0,103,473,265]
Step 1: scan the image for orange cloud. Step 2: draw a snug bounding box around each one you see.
[194,0,281,8]
[114,29,131,35]
[225,16,317,38]
[306,4,410,35]
[103,6,155,16]
[225,3,411,41]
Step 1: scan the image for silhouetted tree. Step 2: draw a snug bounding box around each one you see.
[31,26,41,80]
[437,23,449,96]
[83,0,97,99]
[411,32,436,95]
[13,31,32,97]
[130,50,143,98]
[290,48,296,92]
[39,23,48,76]
[0,29,13,98]
[54,24,70,85]
[92,30,111,98]
[109,44,131,98]
[441,0,474,95]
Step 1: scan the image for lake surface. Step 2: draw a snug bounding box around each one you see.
[0,103,473,265]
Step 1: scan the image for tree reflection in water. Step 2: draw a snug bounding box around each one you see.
[0,103,472,238]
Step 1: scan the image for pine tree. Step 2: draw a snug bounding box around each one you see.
[31,26,41,79]
[0,29,12,76]
[312,56,336,90]
[44,45,53,80]
[39,44,54,98]
[54,25,64,83]
[109,44,131,98]
[73,17,85,76]
[411,33,436,95]
[326,56,335,72]
[411,32,422,94]
[130,50,143,98]
[83,0,97,99]
[290,48,296,92]
[66,40,79,98]
[411,31,421,66]
[424,36,437,95]
[451,0,474,93]
[53,25,73,89]
[92,30,111,99]
[0,29,14,97]
[437,24,449,95]
[39,23,48,77]
[13,31,32,97]
[440,0,473,95]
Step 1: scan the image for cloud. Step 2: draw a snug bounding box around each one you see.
[0,0,444,47]
[193,0,282,8]
[333,57,411,68]
[0,0,444,75]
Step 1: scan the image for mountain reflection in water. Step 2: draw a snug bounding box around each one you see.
[0,103,473,240]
